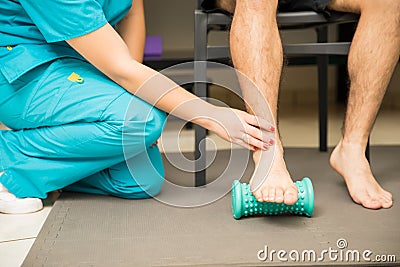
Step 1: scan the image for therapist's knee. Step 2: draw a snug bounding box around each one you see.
[124,107,166,146]
[105,94,166,148]
[137,177,164,198]
[117,174,164,199]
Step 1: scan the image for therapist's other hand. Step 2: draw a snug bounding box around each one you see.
[195,107,275,151]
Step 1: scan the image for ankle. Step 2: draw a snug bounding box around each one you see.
[339,137,369,149]
[335,140,363,154]
[331,140,370,168]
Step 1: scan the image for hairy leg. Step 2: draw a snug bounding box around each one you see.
[215,0,298,204]
[328,0,400,209]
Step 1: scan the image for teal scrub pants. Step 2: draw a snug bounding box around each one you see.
[0,58,166,199]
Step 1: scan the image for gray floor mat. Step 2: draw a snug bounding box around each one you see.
[23,147,400,266]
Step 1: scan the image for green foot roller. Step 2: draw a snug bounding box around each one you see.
[231,177,314,219]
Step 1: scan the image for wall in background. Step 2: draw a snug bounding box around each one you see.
[145,0,197,52]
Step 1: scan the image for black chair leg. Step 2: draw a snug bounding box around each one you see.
[194,11,208,187]
[366,138,370,163]
[316,26,329,152]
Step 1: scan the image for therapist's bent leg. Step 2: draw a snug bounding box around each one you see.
[0,96,165,199]
[64,145,164,199]
[0,59,166,199]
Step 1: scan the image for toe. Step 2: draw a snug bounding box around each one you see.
[381,200,393,209]
[382,191,393,201]
[253,190,263,202]
[262,187,270,202]
[381,193,392,203]
[283,186,298,205]
[275,188,284,203]
[379,194,393,209]
[268,188,276,202]
[361,197,381,209]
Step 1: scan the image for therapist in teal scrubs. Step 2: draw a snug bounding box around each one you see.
[0,0,274,214]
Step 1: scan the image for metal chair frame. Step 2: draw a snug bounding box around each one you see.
[194,2,359,186]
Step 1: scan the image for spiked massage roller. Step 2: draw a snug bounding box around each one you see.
[231,177,314,219]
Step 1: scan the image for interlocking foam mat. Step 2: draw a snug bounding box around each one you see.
[23,147,400,266]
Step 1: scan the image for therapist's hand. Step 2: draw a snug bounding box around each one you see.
[194,106,275,151]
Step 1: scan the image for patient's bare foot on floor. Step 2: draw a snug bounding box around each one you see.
[249,146,298,205]
[330,139,393,209]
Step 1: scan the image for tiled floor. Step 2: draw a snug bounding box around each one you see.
[0,192,59,267]
[1,103,399,266]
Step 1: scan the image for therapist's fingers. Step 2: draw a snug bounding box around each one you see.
[244,124,274,147]
[242,131,272,151]
[235,139,257,151]
[245,114,275,132]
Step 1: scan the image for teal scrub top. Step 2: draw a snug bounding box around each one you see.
[0,0,132,83]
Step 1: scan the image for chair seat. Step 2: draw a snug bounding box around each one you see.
[199,10,358,59]
[203,10,359,28]
[278,11,359,27]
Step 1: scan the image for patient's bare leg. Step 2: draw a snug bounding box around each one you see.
[215,0,298,204]
[328,0,400,209]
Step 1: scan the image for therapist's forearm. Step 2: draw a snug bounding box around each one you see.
[117,0,146,62]
[116,59,217,127]
[67,23,215,129]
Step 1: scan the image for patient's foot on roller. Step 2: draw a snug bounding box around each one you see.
[250,143,298,205]
[330,140,393,209]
